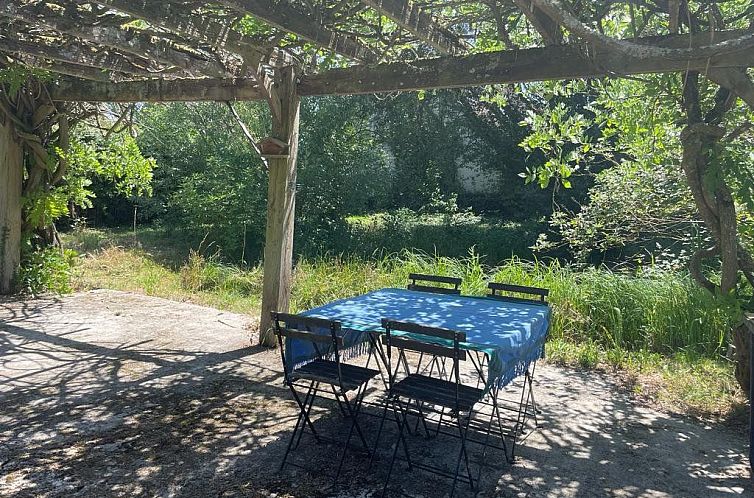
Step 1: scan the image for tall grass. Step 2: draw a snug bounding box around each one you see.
[70,239,743,417]
[71,236,737,359]
[288,251,736,357]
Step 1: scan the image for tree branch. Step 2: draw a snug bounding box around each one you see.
[530,0,754,59]
[225,101,268,170]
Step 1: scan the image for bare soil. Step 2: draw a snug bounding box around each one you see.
[0,290,750,497]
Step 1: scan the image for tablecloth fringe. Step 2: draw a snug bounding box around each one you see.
[288,340,371,373]
[495,345,544,389]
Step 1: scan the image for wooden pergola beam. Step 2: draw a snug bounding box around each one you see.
[0,1,228,78]
[0,36,159,78]
[512,0,562,45]
[361,0,466,54]
[50,30,754,102]
[10,57,119,82]
[300,30,754,95]
[216,0,377,62]
[85,0,288,68]
[51,77,265,102]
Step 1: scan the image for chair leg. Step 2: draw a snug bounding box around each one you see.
[368,334,391,390]
[381,398,412,498]
[526,367,541,427]
[461,413,475,490]
[334,403,359,486]
[369,395,391,468]
[341,389,371,452]
[413,400,432,438]
[293,381,321,449]
[493,395,512,464]
[331,385,348,417]
[393,399,412,469]
[280,402,306,472]
[281,380,317,471]
[450,412,474,497]
[475,391,499,486]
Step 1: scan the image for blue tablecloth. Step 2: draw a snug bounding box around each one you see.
[289,288,551,391]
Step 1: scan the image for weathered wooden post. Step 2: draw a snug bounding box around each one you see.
[0,113,23,294]
[259,66,300,346]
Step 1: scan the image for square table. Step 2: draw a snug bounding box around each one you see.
[288,288,551,393]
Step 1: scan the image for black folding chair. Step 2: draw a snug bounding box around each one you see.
[272,311,380,485]
[405,273,463,381]
[407,273,462,295]
[487,282,549,304]
[373,319,489,497]
[486,282,550,457]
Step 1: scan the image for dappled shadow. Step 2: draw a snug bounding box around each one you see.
[490,368,750,497]
[0,290,749,497]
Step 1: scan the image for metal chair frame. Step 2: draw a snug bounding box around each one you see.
[272,311,380,486]
[483,281,550,460]
[407,273,462,295]
[372,319,499,497]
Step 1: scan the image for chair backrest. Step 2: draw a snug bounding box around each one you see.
[407,273,462,295]
[381,318,467,410]
[271,311,344,384]
[487,282,549,304]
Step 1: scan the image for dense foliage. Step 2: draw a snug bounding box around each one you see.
[521,77,754,270]
[123,90,561,263]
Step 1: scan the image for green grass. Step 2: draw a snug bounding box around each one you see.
[339,212,545,264]
[545,339,744,419]
[65,228,745,419]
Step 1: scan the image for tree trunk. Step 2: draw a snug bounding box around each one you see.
[0,114,23,294]
[733,321,751,394]
[259,66,300,346]
[681,72,752,394]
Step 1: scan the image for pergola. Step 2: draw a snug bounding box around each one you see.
[0,0,753,346]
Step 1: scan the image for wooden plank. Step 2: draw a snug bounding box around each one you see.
[49,31,754,102]
[382,319,465,341]
[216,0,376,62]
[259,66,300,346]
[382,335,464,359]
[362,0,465,54]
[86,0,287,67]
[0,0,228,78]
[299,30,754,96]
[0,37,160,78]
[0,115,23,293]
[512,0,562,45]
[488,282,549,300]
[408,273,462,286]
[51,78,265,102]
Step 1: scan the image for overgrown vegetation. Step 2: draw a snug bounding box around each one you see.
[67,229,744,419]
[18,247,77,295]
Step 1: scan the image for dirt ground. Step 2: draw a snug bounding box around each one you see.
[0,290,750,497]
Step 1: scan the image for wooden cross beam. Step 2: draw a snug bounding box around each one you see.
[51,78,266,102]
[0,36,160,79]
[0,1,228,78]
[512,0,562,45]
[362,0,466,54]
[216,0,377,62]
[84,0,289,68]
[50,30,754,102]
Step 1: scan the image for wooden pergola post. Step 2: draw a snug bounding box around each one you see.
[0,114,22,294]
[259,66,300,346]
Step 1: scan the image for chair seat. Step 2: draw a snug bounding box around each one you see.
[291,359,380,392]
[392,374,484,412]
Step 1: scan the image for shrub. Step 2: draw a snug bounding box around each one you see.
[18,247,77,295]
